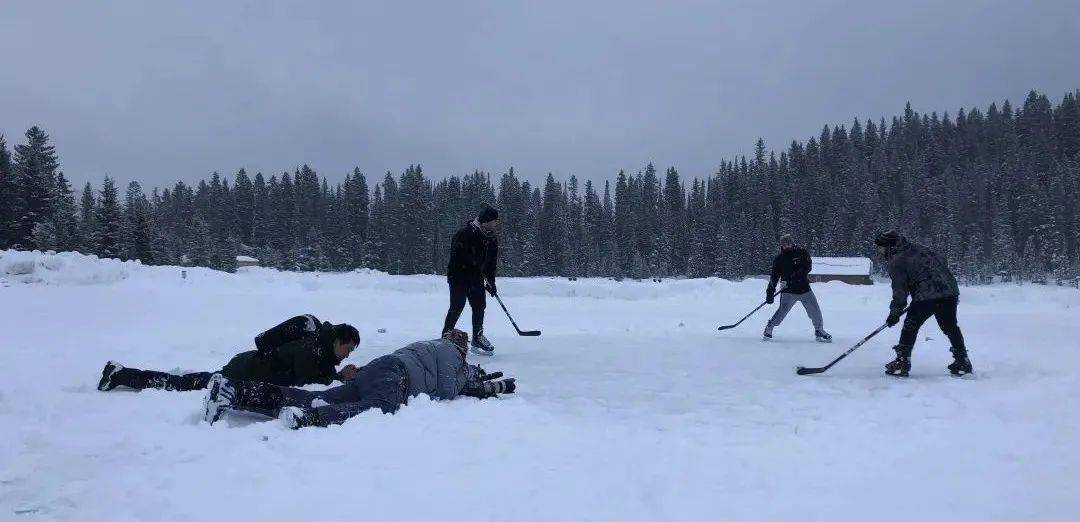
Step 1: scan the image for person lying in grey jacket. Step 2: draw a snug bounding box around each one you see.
[201,329,516,429]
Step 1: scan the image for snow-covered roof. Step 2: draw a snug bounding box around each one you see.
[810,257,871,276]
[235,256,258,263]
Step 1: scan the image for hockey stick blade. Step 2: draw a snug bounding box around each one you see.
[794,309,907,377]
[717,293,779,331]
[493,294,541,337]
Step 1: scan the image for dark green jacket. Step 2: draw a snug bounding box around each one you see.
[220,316,342,386]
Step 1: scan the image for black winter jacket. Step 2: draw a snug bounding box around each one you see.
[768,247,813,295]
[221,315,342,386]
[447,221,498,285]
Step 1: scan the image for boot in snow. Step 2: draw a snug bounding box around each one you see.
[470,330,495,356]
[814,329,833,343]
[948,346,973,376]
[885,345,912,377]
[762,324,774,341]
[202,374,237,424]
[98,361,124,391]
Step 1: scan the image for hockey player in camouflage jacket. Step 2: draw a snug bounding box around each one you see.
[875,231,972,377]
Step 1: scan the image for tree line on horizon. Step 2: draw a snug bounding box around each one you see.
[1,89,1078,283]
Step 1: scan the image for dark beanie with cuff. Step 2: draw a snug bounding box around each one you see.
[478,206,499,224]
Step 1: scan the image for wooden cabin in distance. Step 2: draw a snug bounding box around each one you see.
[809,257,872,285]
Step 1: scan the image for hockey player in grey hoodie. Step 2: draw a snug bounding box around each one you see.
[202,329,516,428]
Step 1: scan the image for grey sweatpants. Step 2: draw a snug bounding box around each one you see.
[768,290,824,330]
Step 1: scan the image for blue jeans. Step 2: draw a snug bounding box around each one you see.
[235,355,410,427]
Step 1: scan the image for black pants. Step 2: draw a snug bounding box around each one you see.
[111,368,214,391]
[899,296,966,349]
[443,277,485,338]
[231,355,409,427]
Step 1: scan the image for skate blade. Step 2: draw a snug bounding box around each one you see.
[469,346,495,356]
[815,338,832,343]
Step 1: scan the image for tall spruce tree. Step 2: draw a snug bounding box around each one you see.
[123,181,156,263]
[31,172,79,252]
[94,177,124,258]
[0,136,16,248]
[12,126,60,248]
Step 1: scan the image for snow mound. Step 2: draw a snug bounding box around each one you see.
[4,249,1077,314]
[0,250,138,286]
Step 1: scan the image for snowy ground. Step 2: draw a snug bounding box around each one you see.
[1,250,1079,522]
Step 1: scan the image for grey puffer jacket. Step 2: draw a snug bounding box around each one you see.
[886,237,959,314]
[392,339,478,400]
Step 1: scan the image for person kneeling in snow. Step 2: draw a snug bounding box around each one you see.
[202,329,516,429]
[97,314,361,392]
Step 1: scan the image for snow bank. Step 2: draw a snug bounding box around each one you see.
[0,250,139,286]
[5,249,1080,312]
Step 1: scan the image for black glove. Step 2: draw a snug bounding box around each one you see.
[886,312,901,327]
[486,280,497,296]
[766,289,775,304]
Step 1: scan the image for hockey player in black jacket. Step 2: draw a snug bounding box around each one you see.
[443,206,500,356]
[763,234,832,343]
[96,314,360,392]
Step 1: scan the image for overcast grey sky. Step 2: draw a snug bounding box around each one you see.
[2,0,1078,190]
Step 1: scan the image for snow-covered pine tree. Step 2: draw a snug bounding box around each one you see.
[232,169,255,247]
[565,176,584,278]
[581,179,603,277]
[12,126,60,248]
[122,181,156,263]
[600,180,616,276]
[79,182,96,252]
[94,177,124,259]
[613,170,634,277]
[0,135,15,249]
[31,172,79,252]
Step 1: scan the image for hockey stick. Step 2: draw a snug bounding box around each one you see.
[796,307,908,375]
[717,288,782,331]
[493,293,541,336]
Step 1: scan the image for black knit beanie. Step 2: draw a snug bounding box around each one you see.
[478,206,499,224]
[874,230,901,248]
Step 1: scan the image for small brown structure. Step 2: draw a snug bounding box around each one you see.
[808,257,872,285]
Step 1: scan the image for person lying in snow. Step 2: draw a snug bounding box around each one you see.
[202,329,516,429]
[97,314,361,392]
